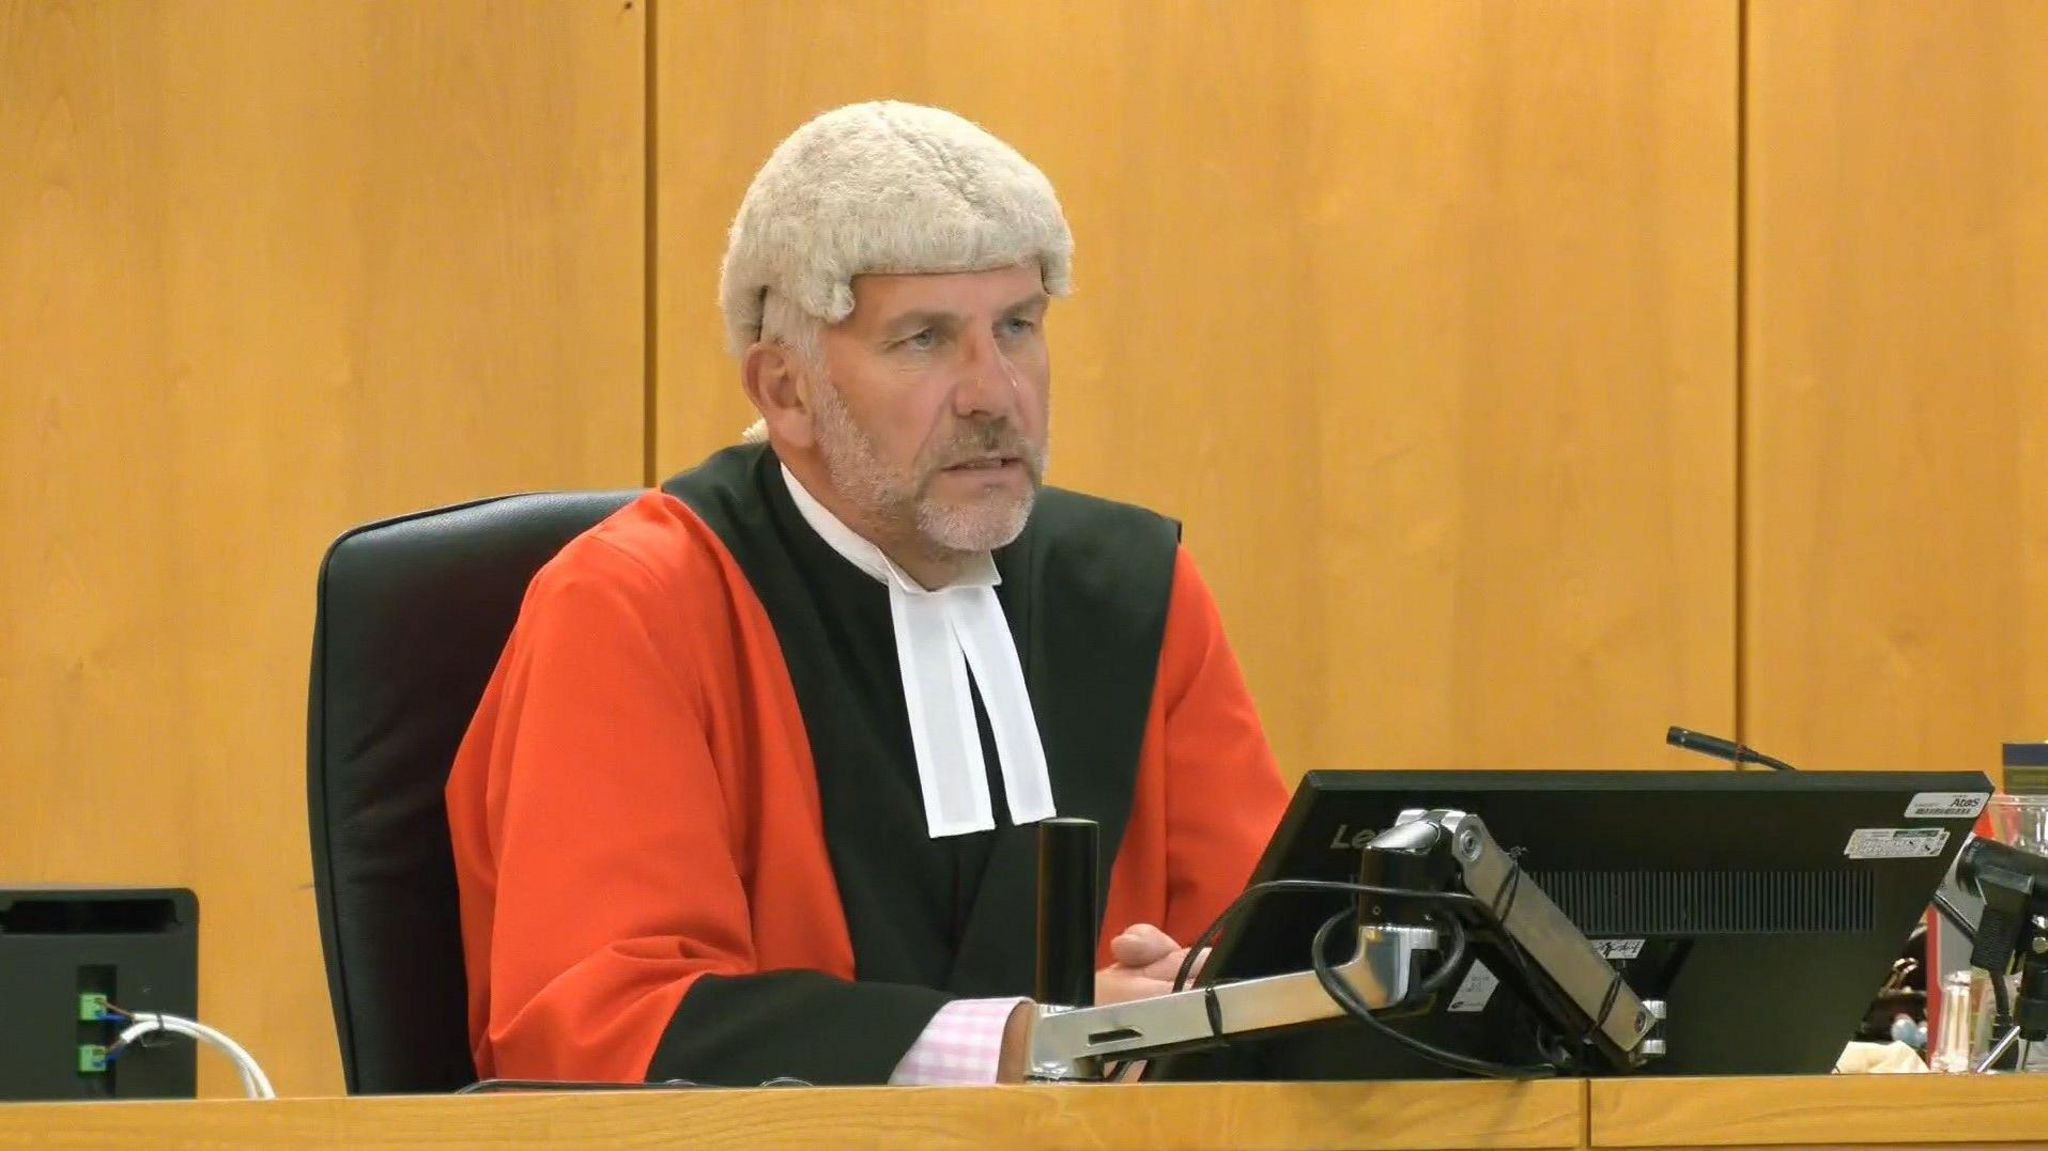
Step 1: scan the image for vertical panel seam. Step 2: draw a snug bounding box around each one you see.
[1734,0,1751,747]
[1580,1078,1593,1149]
[641,0,659,487]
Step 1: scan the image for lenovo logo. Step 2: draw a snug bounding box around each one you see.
[1328,823,1528,862]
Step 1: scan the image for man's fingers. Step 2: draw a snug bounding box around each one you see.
[1139,947,1191,982]
[1138,944,1212,984]
[1095,968,1176,1007]
[1095,942,1213,1005]
[1110,923,1177,967]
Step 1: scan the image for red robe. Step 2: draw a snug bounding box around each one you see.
[447,445,1288,1084]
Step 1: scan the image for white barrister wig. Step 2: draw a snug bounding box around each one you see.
[720,100,1075,362]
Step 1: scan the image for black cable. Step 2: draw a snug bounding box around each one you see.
[1407,912,1468,1002]
[1487,858,1523,924]
[1159,858,1583,1077]
[1582,971,1624,1050]
[1993,968,2014,1037]
[1310,909,1556,1080]
[1460,854,1587,1058]
[1171,878,1489,993]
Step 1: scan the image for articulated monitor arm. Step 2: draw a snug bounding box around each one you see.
[1029,809,1664,1080]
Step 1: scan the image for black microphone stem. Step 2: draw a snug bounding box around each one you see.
[1666,726,1799,772]
[1931,890,1977,946]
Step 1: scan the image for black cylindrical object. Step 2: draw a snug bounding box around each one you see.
[1035,817,1099,1007]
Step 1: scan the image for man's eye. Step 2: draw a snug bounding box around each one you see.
[900,329,937,351]
[1000,317,1038,337]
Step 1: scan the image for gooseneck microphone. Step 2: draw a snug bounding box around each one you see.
[1663,725,1988,941]
[1665,726,1800,772]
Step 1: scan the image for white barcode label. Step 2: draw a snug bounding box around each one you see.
[1905,792,1991,820]
[1844,827,1950,859]
[1447,961,1499,1013]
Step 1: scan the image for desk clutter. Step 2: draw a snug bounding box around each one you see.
[6,760,2048,1099]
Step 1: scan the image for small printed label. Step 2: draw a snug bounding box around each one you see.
[1591,939,1646,960]
[1844,827,1950,860]
[1905,792,1991,820]
[1448,961,1499,1013]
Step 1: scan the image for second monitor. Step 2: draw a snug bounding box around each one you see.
[1154,769,1988,1080]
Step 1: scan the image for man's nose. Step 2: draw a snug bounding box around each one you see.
[952,329,1022,419]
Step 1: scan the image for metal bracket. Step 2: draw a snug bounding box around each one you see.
[1030,925,1436,1079]
[1027,808,1662,1079]
[1401,808,1659,1066]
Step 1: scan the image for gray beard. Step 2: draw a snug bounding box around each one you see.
[810,377,1042,557]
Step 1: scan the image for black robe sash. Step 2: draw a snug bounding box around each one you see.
[644,444,1179,1084]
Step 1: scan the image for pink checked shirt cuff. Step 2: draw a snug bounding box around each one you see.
[889,996,1027,1085]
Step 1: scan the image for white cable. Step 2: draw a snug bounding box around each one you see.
[115,1015,271,1099]
[113,1012,275,1100]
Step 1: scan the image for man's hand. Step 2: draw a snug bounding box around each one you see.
[995,928,1206,1083]
[1096,923,1204,1006]
[996,1000,1037,1083]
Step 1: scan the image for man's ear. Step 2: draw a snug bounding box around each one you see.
[741,343,817,450]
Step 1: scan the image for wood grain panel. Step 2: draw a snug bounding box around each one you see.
[1742,1,2048,774]
[656,0,1738,778]
[1589,1073,2048,1146]
[0,0,644,1095]
[0,1080,1585,1151]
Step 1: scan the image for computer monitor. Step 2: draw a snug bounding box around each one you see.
[1152,769,1990,1080]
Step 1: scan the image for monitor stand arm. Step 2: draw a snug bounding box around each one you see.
[1975,948,2048,1072]
[1028,809,1665,1081]
[1971,911,2048,1072]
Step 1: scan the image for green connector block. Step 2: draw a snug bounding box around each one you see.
[78,993,111,1022]
[78,1045,108,1074]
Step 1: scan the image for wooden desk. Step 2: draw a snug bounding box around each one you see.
[0,1080,1580,1151]
[1589,1075,2048,1149]
[3,1076,2044,1151]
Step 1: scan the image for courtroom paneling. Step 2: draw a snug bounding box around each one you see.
[0,0,645,1094]
[1742,1,2048,775]
[656,1,1739,776]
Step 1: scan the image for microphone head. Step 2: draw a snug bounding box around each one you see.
[1663,726,1798,771]
[1955,834,2048,903]
[1667,726,1727,754]
[1666,726,1741,759]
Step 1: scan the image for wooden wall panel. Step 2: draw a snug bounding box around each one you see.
[656,0,1739,776]
[1743,1,2048,773]
[0,0,644,1094]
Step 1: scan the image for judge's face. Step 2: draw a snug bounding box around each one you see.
[811,262,1051,556]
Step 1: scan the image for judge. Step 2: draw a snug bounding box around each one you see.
[446,101,1289,1087]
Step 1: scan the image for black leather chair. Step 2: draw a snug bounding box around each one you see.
[307,488,638,1094]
